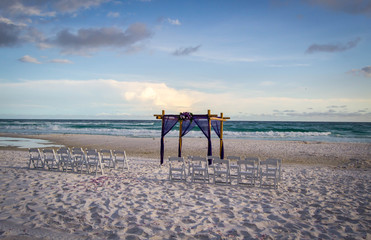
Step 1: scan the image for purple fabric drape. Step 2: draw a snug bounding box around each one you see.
[160,115,178,165]
[193,116,212,163]
[159,114,225,165]
[178,120,196,157]
[212,120,224,159]
[181,119,197,137]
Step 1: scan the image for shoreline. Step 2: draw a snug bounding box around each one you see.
[1,133,370,168]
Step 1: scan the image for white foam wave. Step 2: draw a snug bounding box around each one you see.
[224,131,331,139]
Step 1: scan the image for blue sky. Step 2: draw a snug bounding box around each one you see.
[0,0,370,121]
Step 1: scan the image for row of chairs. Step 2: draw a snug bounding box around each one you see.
[28,148,129,175]
[168,156,282,188]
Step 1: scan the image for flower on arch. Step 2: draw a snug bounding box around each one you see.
[179,112,193,121]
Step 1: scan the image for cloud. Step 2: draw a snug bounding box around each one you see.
[1,79,371,121]
[306,37,361,54]
[157,16,181,26]
[107,11,120,18]
[51,23,152,54]
[0,0,107,17]
[1,1,153,54]
[0,17,49,48]
[304,0,371,17]
[54,0,108,13]
[348,66,371,78]
[0,1,56,18]
[0,16,20,26]
[327,105,347,109]
[23,27,52,48]
[0,79,200,116]
[154,45,261,62]
[173,45,201,56]
[267,63,310,67]
[18,55,41,64]
[266,106,371,121]
[49,59,73,64]
[123,82,197,110]
[167,18,181,25]
[360,66,371,77]
[0,17,23,47]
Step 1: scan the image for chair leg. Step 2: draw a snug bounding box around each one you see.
[260,175,262,188]
[275,174,278,189]
[40,159,44,169]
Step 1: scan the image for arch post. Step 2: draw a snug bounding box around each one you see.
[178,118,183,157]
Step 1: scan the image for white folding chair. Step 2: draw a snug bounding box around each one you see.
[187,156,193,177]
[265,158,282,181]
[276,158,282,181]
[100,149,115,168]
[168,156,186,181]
[42,149,58,171]
[57,147,73,172]
[211,158,231,184]
[227,156,240,182]
[259,159,279,189]
[28,148,44,169]
[114,150,129,170]
[207,156,220,176]
[86,149,104,175]
[188,156,209,183]
[237,157,259,186]
[71,148,87,173]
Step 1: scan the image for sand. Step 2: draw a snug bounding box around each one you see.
[1,133,370,168]
[0,134,370,239]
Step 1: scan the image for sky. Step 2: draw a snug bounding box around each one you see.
[0,0,370,121]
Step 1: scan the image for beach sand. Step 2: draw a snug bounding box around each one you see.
[0,134,370,239]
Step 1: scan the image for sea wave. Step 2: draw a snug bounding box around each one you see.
[224,130,332,138]
[1,119,370,143]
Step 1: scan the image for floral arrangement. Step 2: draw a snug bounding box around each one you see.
[179,112,193,121]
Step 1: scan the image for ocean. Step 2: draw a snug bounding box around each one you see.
[0,119,370,143]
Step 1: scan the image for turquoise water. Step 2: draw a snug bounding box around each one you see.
[0,119,370,143]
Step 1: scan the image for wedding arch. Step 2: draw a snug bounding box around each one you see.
[154,110,229,165]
